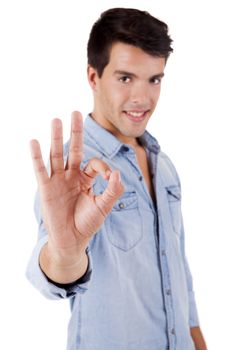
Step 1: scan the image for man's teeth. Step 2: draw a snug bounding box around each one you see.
[126,111,145,117]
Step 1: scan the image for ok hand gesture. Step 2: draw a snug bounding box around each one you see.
[30,112,124,283]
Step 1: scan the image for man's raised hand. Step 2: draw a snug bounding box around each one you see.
[30,112,124,282]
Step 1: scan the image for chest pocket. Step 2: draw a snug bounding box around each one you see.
[166,185,182,236]
[105,191,143,251]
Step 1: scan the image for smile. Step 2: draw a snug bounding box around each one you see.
[124,110,149,122]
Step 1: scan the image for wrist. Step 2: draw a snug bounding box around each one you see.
[45,241,87,267]
[39,242,88,284]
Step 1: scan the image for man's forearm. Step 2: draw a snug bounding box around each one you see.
[190,326,207,350]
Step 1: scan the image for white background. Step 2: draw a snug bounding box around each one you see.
[0,0,232,349]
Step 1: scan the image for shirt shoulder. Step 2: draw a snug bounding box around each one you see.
[157,150,181,188]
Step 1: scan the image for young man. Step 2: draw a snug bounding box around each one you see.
[27,8,207,350]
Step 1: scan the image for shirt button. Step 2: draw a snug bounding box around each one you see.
[171,328,175,335]
[119,203,125,209]
[166,289,171,296]
[161,250,166,256]
[139,176,143,181]
[122,146,129,152]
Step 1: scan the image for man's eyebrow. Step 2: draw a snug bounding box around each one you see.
[150,72,165,79]
[114,70,137,77]
[114,70,165,79]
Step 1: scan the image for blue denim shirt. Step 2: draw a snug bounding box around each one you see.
[27,115,199,350]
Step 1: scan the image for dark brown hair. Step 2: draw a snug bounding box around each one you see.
[87,8,173,77]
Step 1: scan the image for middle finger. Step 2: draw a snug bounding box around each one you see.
[50,118,64,175]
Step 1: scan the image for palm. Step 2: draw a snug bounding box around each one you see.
[30,112,123,252]
[40,170,107,249]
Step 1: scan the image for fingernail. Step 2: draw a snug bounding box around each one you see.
[105,170,112,177]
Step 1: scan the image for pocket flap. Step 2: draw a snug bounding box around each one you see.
[166,185,181,201]
[112,191,137,211]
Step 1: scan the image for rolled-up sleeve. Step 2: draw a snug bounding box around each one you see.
[26,235,92,300]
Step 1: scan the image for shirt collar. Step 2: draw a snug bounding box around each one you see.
[139,130,161,155]
[84,114,160,159]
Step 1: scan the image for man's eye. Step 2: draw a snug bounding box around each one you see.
[119,76,130,83]
[150,77,161,85]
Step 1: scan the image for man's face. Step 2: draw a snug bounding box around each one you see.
[88,42,166,145]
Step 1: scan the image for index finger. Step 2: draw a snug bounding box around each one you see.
[66,111,83,170]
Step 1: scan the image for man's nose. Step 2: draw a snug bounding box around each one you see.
[130,82,150,105]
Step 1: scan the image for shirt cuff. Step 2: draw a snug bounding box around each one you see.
[188,290,200,327]
[26,235,92,300]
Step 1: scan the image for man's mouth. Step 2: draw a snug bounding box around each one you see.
[123,110,149,122]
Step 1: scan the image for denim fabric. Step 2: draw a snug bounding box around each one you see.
[27,115,199,350]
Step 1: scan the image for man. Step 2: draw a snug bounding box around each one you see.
[27,8,207,350]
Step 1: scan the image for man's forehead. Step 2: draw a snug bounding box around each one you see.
[106,43,165,76]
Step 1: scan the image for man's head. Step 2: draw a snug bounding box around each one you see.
[87,8,173,145]
[87,8,173,78]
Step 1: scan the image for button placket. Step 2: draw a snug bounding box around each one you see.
[157,210,176,349]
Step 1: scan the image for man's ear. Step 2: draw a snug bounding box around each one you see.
[87,65,99,92]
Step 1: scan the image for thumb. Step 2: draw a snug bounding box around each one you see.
[95,170,124,216]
